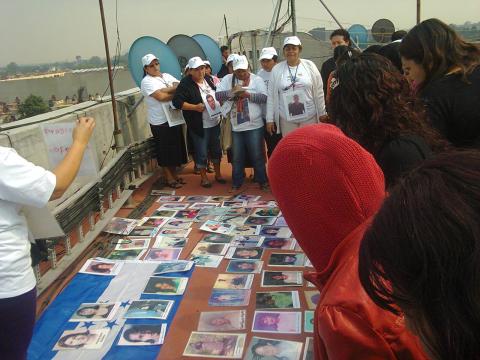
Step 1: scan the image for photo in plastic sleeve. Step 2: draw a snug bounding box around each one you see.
[213,273,254,290]
[304,290,321,310]
[244,336,303,360]
[248,200,277,208]
[200,220,235,235]
[226,260,263,274]
[255,291,301,310]
[129,226,160,237]
[303,337,314,360]
[174,209,200,220]
[197,310,246,332]
[233,194,260,202]
[143,276,188,295]
[225,246,264,260]
[259,237,296,250]
[137,216,169,228]
[231,235,264,247]
[208,289,251,306]
[260,226,292,238]
[158,202,190,211]
[124,299,174,320]
[194,213,219,223]
[157,227,192,238]
[192,243,230,256]
[183,332,246,358]
[156,195,185,203]
[103,217,138,235]
[199,207,230,216]
[282,89,308,122]
[226,207,252,216]
[106,249,146,261]
[144,248,182,261]
[153,236,187,248]
[163,218,193,229]
[53,328,110,350]
[231,225,261,236]
[216,214,247,227]
[153,260,194,275]
[201,86,222,119]
[274,216,288,227]
[251,207,281,217]
[118,323,167,346]
[162,101,186,127]
[244,216,277,226]
[114,238,150,251]
[79,259,123,275]
[185,195,211,203]
[190,202,220,209]
[222,200,247,208]
[232,97,251,126]
[201,233,233,244]
[69,302,120,322]
[304,310,314,333]
[252,311,302,334]
[190,254,223,268]
[268,253,305,267]
[151,209,178,218]
[261,271,304,287]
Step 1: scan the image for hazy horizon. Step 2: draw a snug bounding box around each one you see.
[1,0,479,67]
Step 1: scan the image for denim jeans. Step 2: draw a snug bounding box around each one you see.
[231,126,267,187]
[190,124,222,169]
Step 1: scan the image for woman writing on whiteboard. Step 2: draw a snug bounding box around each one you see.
[0,117,95,359]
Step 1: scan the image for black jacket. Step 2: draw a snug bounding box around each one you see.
[172,75,216,137]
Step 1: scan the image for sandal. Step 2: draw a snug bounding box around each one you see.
[201,180,212,188]
[167,181,182,189]
[176,177,187,184]
[215,177,227,184]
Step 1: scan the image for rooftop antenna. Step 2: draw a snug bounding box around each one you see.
[417,0,421,24]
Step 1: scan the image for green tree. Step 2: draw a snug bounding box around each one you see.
[18,95,49,118]
[5,62,19,75]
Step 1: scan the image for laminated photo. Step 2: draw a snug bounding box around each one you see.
[268,253,305,267]
[261,271,303,287]
[248,200,277,208]
[153,260,194,275]
[153,236,187,248]
[259,226,292,238]
[304,290,321,310]
[183,332,245,358]
[118,323,166,346]
[200,233,233,244]
[200,220,234,235]
[197,310,246,332]
[303,337,314,360]
[185,195,211,203]
[231,225,261,236]
[226,260,263,274]
[144,248,182,261]
[190,202,220,209]
[162,101,186,127]
[208,289,251,306]
[174,209,200,220]
[259,237,296,250]
[255,291,301,309]
[129,226,160,237]
[251,207,281,218]
[79,259,123,276]
[158,202,190,211]
[222,200,247,208]
[216,214,247,227]
[282,89,309,122]
[304,310,314,333]
[114,238,150,251]
[124,300,174,320]
[252,311,302,334]
[191,243,230,256]
[163,218,193,230]
[274,216,288,227]
[244,336,303,360]
[137,216,169,228]
[190,254,223,268]
[106,249,146,261]
[156,195,185,202]
[225,246,264,260]
[244,216,277,226]
[209,195,232,202]
[142,276,188,295]
[231,235,264,248]
[233,194,260,202]
[201,86,222,119]
[103,217,138,235]
[53,329,110,350]
[213,273,254,290]
[151,209,178,218]
[157,227,191,238]
[69,302,120,322]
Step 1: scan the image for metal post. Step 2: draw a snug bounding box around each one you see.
[416,0,421,24]
[224,15,229,47]
[291,0,297,35]
[98,0,123,148]
[252,32,258,73]
[64,236,72,255]
[264,0,283,48]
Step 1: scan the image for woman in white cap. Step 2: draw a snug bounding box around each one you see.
[204,60,220,86]
[140,53,187,188]
[257,47,282,157]
[215,55,269,191]
[266,36,326,136]
[173,56,226,188]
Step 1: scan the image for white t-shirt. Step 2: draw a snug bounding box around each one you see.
[257,68,273,118]
[197,80,221,129]
[216,73,267,132]
[278,62,316,120]
[0,147,56,299]
[140,73,179,125]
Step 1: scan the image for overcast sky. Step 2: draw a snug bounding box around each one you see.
[1,0,478,66]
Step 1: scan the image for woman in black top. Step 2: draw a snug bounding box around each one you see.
[399,18,480,148]
[328,53,447,188]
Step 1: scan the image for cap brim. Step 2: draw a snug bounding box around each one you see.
[260,54,274,60]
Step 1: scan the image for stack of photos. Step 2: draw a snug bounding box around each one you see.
[197,310,246,331]
[103,217,138,235]
[124,300,174,320]
[252,311,302,334]
[79,259,123,276]
[54,329,110,350]
[69,302,120,322]
[118,324,167,346]
[183,332,246,358]
[255,291,301,309]
[244,336,303,360]
[143,276,189,295]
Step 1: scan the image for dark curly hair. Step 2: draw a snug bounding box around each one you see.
[399,18,480,90]
[328,53,445,156]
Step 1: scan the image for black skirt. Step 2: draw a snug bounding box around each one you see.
[150,123,188,167]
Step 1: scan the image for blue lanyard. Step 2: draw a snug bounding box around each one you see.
[287,64,299,90]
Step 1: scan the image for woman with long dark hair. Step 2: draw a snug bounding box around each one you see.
[399,18,480,148]
[359,150,480,360]
[329,53,446,187]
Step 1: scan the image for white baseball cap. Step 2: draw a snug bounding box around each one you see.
[141,54,158,67]
[226,53,238,64]
[283,36,302,47]
[187,56,205,69]
[259,47,278,60]
[204,60,211,67]
[233,55,249,71]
